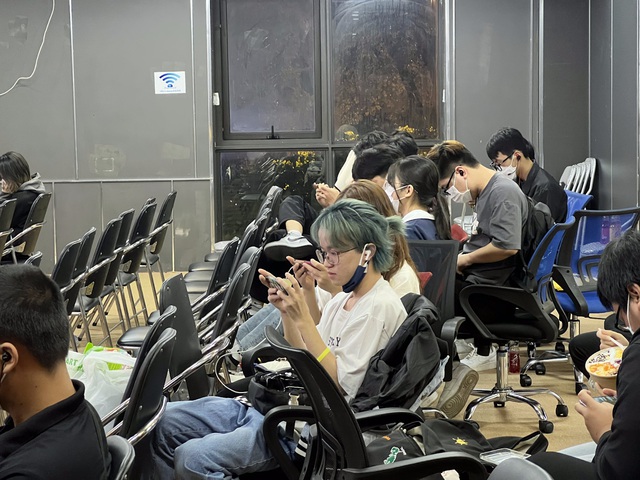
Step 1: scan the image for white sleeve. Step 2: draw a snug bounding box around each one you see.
[389,262,421,298]
[334,150,356,191]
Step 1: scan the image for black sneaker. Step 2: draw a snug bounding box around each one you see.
[263,231,316,262]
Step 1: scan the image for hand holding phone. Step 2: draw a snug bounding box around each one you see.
[267,276,289,295]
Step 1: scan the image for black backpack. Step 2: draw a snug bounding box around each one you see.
[510,197,554,292]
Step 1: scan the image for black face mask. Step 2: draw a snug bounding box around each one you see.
[342,244,374,293]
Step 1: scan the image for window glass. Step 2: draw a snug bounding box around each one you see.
[331,0,439,140]
[219,150,326,238]
[224,0,319,137]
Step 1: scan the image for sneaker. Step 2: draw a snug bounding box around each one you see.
[436,363,479,418]
[264,231,316,262]
[460,345,498,372]
[455,339,475,360]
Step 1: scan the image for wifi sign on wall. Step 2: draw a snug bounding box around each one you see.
[154,71,187,94]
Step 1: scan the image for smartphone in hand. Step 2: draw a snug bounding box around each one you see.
[267,276,289,295]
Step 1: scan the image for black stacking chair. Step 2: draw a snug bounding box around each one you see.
[260,326,489,480]
[0,199,16,253]
[66,228,97,345]
[50,238,83,349]
[143,191,177,308]
[23,251,43,266]
[118,201,157,327]
[3,192,51,263]
[189,236,240,309]
[100,209,136,330]
[72,217,122,347]
[106,436,135,480]
[108,328,176,479]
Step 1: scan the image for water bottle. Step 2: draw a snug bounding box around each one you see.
[601,216,610,244]
[610,216,622,240]
[508,342,521,374]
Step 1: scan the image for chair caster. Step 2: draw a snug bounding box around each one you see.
[493,401,505,408]
[556,404,569,417]
[538,420,554,433]
[520,374,532,387]
[555,342,565,353]
[575,382,587,395]
[534,363,546,375]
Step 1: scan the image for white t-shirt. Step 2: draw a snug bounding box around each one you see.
[316,278,406,400]
[389,261,420,298]
[335,150,356,191]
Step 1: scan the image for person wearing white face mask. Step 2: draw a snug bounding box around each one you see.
[385,155,452,241]
[528,230,640,480]
[486,127,567,223]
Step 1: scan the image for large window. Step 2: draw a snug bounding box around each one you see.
[214,0,440,239]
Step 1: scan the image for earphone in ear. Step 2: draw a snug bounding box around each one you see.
[516,154,521,160]
[1,351,10,364]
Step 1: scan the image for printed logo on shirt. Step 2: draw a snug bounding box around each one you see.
[327,336,341,347]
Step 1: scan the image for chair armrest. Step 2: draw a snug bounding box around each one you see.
[552,265,589,316]
[353,408,423,432]
[440,315,466,381]
[263,405,316,480]
[241,341,280,377]
[340,451,488,480]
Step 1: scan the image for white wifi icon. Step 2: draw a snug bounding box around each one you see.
[159,73,181,88]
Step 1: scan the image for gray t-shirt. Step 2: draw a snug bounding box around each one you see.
[462,173,528,285]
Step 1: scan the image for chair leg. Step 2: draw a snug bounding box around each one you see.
[134,274,150,323]
[144,250,160,310]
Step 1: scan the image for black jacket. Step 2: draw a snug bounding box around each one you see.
[350,294,444,412]
[519,163,567,223]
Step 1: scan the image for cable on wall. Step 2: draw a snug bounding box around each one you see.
[0,0,56,97]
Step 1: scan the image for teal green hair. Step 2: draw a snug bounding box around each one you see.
[310,198,404,273]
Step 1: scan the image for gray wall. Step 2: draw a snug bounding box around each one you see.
[0,0,212,271]
[589,0,639,210]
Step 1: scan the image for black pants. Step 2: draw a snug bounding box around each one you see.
[569,313,633,377]
[528,452,597,480]
[278,195,319,234]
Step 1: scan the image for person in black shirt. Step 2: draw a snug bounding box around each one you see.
[486,127,567,223]
[0,264,110,479]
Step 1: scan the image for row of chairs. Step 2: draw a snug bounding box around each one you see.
[0,192,51,265]
[559,157,596,195]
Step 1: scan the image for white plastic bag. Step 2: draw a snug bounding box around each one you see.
[65,345,135,420]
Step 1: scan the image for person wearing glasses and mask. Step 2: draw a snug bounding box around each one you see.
[385,155,452,241]
[486,127,567,223]
[529,230,640,480]
[142,199,407,480]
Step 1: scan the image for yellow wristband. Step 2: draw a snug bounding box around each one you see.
[316,347,331,363]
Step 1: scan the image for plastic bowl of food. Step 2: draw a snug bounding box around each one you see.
[586,346,624,390]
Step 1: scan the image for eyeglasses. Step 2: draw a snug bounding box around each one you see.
[490,152,514,171]
[441,169,456,196]
[615,305,631,332]
[316,247,356,265]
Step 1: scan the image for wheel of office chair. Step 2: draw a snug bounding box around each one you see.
[520,374,532,387]
[556,404,569,417]
[555,342,566,353]
[575,382,587,395]
[534,363,546,375]
[539,420,554,434]
[493,401,505,408]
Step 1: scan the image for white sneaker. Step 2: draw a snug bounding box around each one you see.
[264,231,316,262]
[460,345,497,372]
[455,339,475,360]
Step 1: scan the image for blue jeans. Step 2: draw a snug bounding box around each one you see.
[143,397,296,480]
[236,304,283,351]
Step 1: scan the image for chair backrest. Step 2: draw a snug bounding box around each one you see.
[7,192,51,255]
[264,326,370,470]
[229,222,259,274]
[241,246,262,297]
[64,228,97,316]
[106,436,135,480]
[84,217,122,299]
[120,306,178,403]
[51,238,83,291]
[565,190,592,221]
[583,157,597,195]
[149,191,177,255]
[104,209,136,287]
[571,163,586,193]
[119,328,176,442]
[159,274,210,399]
[559,165,575,189]
[488,457,553,480]
[0,199,16,253]
[557,206,640,286]
[121,202,157,274]
[407,240,459,328]
[253,209,272,246]
[23,251,43,266]
[204,237,240,296]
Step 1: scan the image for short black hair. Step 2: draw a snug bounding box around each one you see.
[0,265,69,369]
[597,230,640,311]
[353,130,390,156]
[389,130,419,156]
[425,140,480,180]
[352,143,403,181]
[486,127,536,161]
[0,151,31,194]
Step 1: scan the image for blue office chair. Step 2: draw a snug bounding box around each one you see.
[565,190,592,221]
[551,206,640,392]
